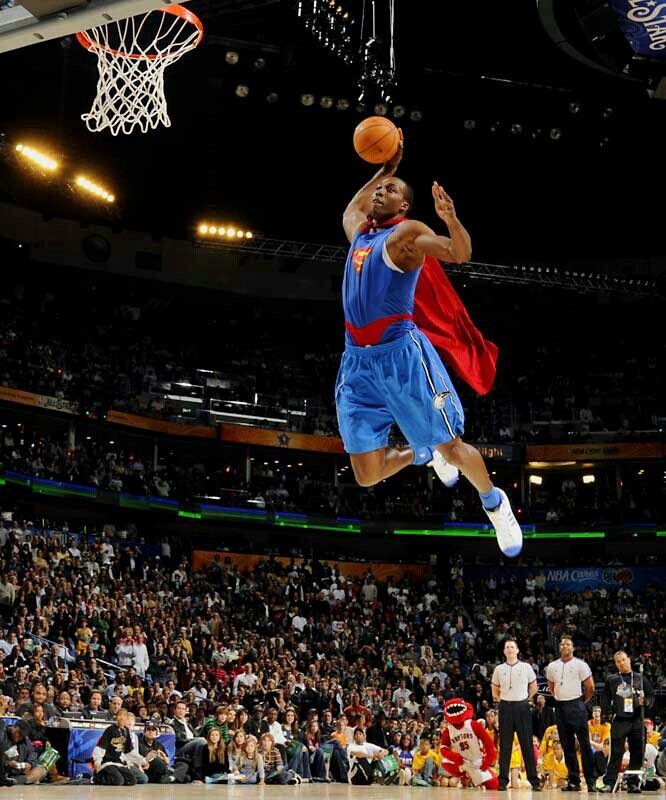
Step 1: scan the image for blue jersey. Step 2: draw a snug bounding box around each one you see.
[342,223,421,347]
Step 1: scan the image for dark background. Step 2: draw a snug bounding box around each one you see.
[0,0,665,265]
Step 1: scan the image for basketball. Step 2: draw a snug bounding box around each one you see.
[353,116,400,164]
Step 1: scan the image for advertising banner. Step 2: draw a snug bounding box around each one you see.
[466,565,666,593]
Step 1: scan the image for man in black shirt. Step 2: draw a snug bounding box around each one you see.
[137,722,173,784]
[598,651,654,793]
[531,694,555,742]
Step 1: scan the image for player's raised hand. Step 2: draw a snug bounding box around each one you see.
[382,128,403,174]
[432,181,456,225]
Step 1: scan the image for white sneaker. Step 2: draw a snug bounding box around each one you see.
[428,449,459,487]
[483,487,523,557]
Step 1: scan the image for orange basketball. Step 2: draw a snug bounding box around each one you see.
[353,116,400,164]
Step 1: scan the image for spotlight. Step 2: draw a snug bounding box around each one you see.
[549,128,562,140]
[198,224,208,234]
[218,227,226,236]
[356,103,367,114]
[582,474,595,484]
[409,110,423,122]
[463,119,477,131]
[235,84,250,98]
[225,51,240,65]
[489,121,500,134]
[245,231,253,239]
[392,105,406,118]
[530,128,544,140]
[336,98,350,111]
[602,106,614,119]
[209,225,217,234]
[266,92,279,104]
[300,93,315,107]
[15,143,59,171]
[320,96,334,109]
[226,227,236,237]
[373,103,388,115]
[236,230,244,238]
[568,102,581,114]
[529,475,543,485]
[510,123,523,135]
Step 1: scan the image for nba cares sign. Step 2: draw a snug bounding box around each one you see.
[352,246,372,274]
[609,0,666,55]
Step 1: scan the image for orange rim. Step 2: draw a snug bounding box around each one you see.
[76,4,204,61]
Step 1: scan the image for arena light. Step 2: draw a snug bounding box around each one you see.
[196,222,255,241]
[529,474,543,485]
[75,175,115,203]
[582,474,595,484]
[15,143,59,171]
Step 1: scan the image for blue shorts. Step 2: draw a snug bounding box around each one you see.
[335,328,465,455]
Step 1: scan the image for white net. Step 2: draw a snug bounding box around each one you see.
[78,6,203,136]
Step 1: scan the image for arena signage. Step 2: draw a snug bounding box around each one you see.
[526,441,664,461]
[609,0,666,56]
[466,565,666,592]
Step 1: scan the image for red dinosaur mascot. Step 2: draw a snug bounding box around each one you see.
[440,698,498,789]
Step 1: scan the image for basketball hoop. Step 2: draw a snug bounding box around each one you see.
[76,4,204,136]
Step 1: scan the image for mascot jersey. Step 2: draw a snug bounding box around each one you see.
[440,698,498,790]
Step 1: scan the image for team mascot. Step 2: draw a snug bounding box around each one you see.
[440,698,499,790]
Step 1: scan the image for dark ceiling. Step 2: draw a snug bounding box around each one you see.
[1,0,665,265]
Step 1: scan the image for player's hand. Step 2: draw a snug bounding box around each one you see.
[432,182,457,225]
[382,129,403,174]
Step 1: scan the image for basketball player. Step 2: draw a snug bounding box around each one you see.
[338,134,522,556]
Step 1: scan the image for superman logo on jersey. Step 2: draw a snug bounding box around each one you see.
[352,246,372,274]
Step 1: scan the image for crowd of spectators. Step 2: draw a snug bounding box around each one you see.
[0,268,663,445]
[0,513,664,785]
[2,416,664,525]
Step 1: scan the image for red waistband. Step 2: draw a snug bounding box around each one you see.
[345,314,413,346]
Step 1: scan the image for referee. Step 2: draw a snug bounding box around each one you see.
[492,637,541,791]
[546,635,595,791]
[598,650,654,793]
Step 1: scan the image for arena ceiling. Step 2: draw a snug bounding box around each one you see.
[0,0,665,266]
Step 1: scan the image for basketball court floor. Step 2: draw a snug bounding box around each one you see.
[9,788,647,798]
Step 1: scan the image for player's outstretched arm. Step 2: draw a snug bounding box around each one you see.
[342,131,403,243]
[422,182,471,263]
[391,183,471,264]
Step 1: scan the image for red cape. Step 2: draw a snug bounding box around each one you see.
[360,216,498,396]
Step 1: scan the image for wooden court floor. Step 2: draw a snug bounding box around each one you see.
[15,785,654,798]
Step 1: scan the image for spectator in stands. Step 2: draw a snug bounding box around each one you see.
[192,728,228,784]
[137,721,174,784]
[233,737,264,784]
[532,694,555,741]
[589,705,611,756]
[92,708,136,786]
[303,719,327,780]
[347,727,388,785]
[394,733,415,786]
[259,732,298,785]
